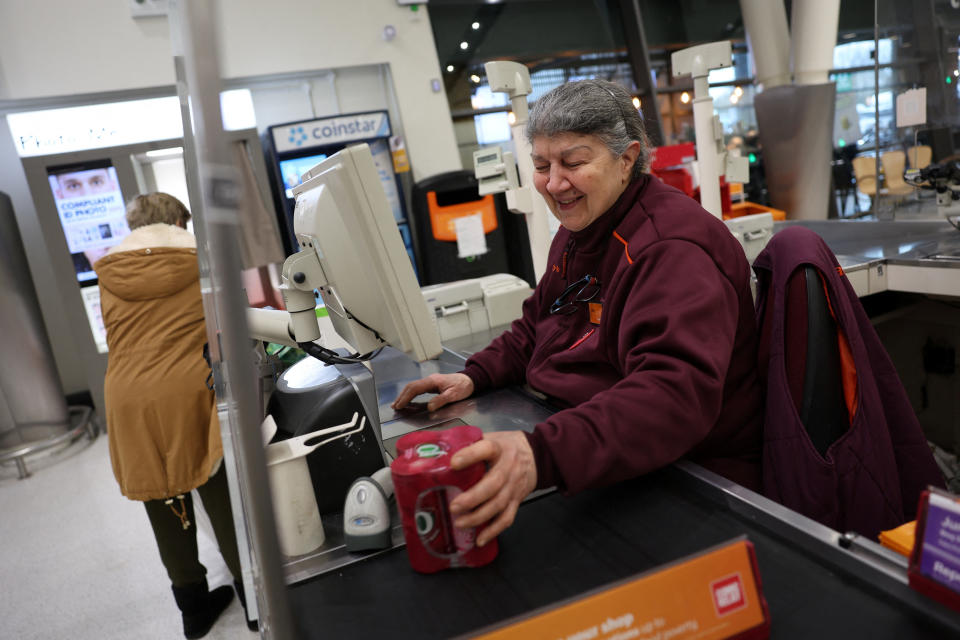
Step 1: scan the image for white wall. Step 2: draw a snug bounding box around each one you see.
[0,0,459,180]
[246,65,400,138]
[0,0,461,397]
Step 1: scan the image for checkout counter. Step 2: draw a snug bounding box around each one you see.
[777,219,960,299]
[273,219,960,639]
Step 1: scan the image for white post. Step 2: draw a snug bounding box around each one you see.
[792,0,842,85]
[672,42,733,219]
[692,95,722,218]
[509,111,556,282]
[485,61,555,282]
[739,0,792,90]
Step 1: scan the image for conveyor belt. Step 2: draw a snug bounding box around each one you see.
[283,329,960,638]
[287,464,960,639]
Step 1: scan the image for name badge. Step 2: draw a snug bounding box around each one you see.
[589,302,602,325]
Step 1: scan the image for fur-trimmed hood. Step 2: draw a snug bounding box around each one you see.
[94,224,199,302]
[105,223,196,254]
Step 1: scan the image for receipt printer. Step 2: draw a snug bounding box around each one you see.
[421,273,532,341]
[725,212,773,265]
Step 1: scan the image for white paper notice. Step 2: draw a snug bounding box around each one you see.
[454,214,488,258]
[80,286,108,354]
[896,88,927,128]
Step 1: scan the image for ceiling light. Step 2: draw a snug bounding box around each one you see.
[446,65,454,72]
[680,91,690,104]
[472,22,480,30]
[470,74,481,83]
[632,97,641,109]
[460,41,469,50]
[145,146,184,158]
[733,86,743,96]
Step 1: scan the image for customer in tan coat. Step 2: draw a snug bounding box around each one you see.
[96,192,254,638]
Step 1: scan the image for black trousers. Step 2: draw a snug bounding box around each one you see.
[143,463,242,588]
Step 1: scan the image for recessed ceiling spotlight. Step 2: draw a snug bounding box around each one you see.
[446,65,455,73]
[472,22,480,30]
[680,91,690,104]
[470,74,481,83]
[460,41,469,50]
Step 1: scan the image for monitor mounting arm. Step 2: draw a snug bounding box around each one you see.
[672,41,748,218]
[279,247,329,344]
[246,247,329,347]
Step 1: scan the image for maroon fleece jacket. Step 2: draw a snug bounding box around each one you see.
[461,175,762,493]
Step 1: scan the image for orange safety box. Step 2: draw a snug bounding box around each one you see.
[725,201,786,221]
[426,191,498,242]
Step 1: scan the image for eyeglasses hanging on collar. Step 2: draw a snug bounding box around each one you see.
[550,274,601,315]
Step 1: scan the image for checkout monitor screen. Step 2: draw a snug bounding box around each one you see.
[280,153,328,199]
[46,159,130,283]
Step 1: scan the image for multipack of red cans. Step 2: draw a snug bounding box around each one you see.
[389,425,498,573]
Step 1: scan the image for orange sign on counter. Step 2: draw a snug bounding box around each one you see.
[471,538,769,640]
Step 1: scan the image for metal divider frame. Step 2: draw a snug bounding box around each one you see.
[168,2,294,638]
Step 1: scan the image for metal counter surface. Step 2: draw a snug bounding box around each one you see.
[776,219,960,268]
[773,220,960,298]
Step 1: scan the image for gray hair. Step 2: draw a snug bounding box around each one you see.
[125,192,191,230]
[527,79,651,179]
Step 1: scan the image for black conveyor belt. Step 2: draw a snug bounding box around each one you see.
[288,466,960,639]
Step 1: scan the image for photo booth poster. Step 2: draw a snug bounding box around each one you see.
[47,162,129,282]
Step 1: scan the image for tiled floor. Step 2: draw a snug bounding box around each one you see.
[0,425,256,640]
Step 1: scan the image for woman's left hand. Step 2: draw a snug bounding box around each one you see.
[448,430,538,547]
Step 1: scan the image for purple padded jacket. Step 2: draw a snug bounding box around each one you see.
[754,225,943,538]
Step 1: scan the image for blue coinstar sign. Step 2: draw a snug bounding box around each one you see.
[272,111,391,153]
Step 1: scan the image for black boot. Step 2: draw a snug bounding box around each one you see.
[234,580,260,632]
[171,579,234,639]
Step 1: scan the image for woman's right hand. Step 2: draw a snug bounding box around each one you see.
[391,373,475,412]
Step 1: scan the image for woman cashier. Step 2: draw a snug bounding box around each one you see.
[392,79,763,548]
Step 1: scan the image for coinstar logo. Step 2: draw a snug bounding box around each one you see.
[287,126,308,147]
[416,444,446,459]
[309,116,387,143]
[275,112,391,152]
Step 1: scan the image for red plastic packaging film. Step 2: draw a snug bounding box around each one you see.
[390,425,499,573]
